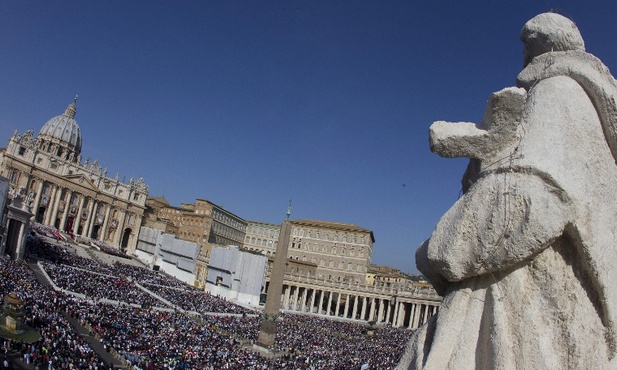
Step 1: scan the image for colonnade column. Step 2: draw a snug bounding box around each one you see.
[283,286,291,310]
[300,288,307,312]
[352,295,358,319]
[334,293,341,317]
[385,301,392,324]
[292,286,300,311]
[392,302,400,327]
[412,303,421,328]
[360,296,367,321]
[318,290,325,315]
[397,302,407,327]
[369,297,376,321]
[423,304,430,325]
[309,289,316,313]
[326,292,333,316]
[408,304,416,329]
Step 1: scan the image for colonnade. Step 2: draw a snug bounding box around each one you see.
[278,282,440,329]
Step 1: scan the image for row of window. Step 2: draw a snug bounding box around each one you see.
[289,254,364,273]
[247,225,279,238]
[285,268,360,284]
[212,222,243,242]
[213,210,246,231]
[292,228,368,245]
[290,240,365,257]
[245,236,277,249]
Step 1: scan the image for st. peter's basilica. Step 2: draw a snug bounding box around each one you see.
[0,98,148,253]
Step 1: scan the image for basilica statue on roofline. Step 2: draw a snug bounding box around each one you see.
[398,13,617,369]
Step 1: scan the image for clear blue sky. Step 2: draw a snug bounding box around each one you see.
[1,2,615,274]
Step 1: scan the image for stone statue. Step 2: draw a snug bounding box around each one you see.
[398,13,617,369]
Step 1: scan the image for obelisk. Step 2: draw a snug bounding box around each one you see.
[255,201,292,349]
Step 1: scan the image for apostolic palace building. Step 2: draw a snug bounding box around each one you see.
[0,98,148,253]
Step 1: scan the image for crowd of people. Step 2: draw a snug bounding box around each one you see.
[0,232,413,369]
[0,256,112,369]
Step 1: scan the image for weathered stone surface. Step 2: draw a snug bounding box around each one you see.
[398,13,617,369]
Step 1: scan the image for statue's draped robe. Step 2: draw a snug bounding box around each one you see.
[398,51,617,369]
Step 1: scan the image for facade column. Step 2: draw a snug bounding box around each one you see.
[352,295,359,319]
[113,209,127,246]
[44,185,58,225]
[343,294,350,318]
[86,201,98,238]
[50,187,63,228]
[32,181,44,218]
[385,300,392,324]
[74,196,86,236]
[433,305,438,315]
[326,291,333,316]
[423,304,430,325]
[59,189,73,231]
[318,290,325,315]
[334,293,341,317]
[101,204,112,243]
[360,296,367,321]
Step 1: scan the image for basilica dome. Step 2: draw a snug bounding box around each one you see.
[38,97,82,160]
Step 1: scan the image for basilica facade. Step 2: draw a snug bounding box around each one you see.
[0,98,148,253]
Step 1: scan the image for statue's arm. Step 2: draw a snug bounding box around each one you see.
[422,171,569,282]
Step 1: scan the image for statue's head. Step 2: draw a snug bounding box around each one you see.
[521,12,585,67]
